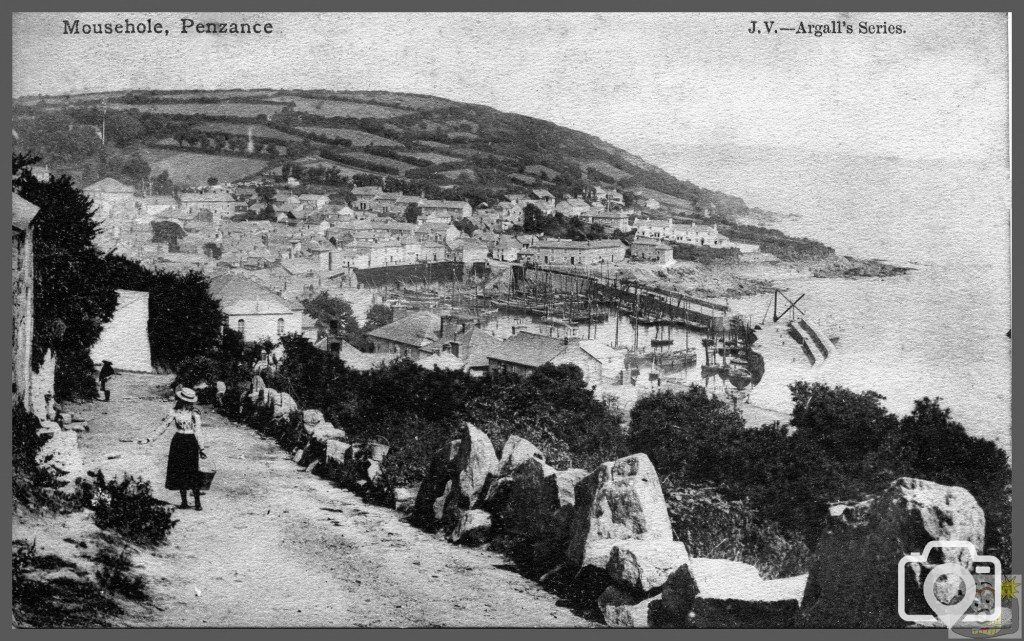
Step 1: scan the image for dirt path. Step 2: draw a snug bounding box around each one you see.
[71,373,591,627]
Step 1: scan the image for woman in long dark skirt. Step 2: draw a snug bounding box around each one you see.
[138,387,208,510]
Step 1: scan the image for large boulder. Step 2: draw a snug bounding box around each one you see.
[798,477,986,628]
[441,423,499,532]
[310,423,346,445]
[494,456,556,536]
[489,457,585,570]
[688,573,807,628]
[532,467,587,569]
[451,422,499,510]
[412,439,461,526]
[274,392,298,420]
[483,436,545,511]
[324,440,351,479]
[497,435,544,477]
[658,558,765,627]
[450,509,492,546]
[246,375,266,404]
[302,409,324,428]
[434,480,454,523]
[261,388,280,409]
[598,585,660,628]
[565,453,674,568]
[607,540,691,594]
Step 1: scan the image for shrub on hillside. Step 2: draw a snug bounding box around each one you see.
[629,382,1013,570]
[173,356,220,391]
[93,544,148,601]
[723,224,835,261]
[629,386,745,484]
[663,482,809,580]
[84,470,177,547]
[671,243,740,264]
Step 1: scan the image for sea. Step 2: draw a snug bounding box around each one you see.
[639,144,1013,451]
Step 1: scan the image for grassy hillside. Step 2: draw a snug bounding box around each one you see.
[14,87,779,225]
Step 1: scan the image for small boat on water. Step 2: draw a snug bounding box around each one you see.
[566,311,609,324]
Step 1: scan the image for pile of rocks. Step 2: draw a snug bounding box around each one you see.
[244,377,392,506]
[236,378,991,629]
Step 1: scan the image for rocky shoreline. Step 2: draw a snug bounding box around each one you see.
[603,255,912,301]
[809,256,915,279]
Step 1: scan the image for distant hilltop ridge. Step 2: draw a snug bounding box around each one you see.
[13,88,780,226]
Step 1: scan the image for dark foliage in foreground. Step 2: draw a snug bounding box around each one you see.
[82,470,178,547]
[261,334,627,486]
[13,539,123,628]
[629,383,1012,571]
[14,153,118,400]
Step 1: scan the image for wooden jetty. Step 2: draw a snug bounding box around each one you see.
[517,264,729,332]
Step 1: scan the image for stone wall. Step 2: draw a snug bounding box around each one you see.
[12,224,33,411]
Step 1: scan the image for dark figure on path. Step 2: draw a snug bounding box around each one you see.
[139,387,209,510]
[99,360,115,402]
[215,380,226,408]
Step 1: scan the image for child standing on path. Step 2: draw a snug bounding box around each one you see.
[99,360,116,402]
[138,387,209,510]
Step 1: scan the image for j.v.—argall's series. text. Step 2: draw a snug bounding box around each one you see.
[749,20,905,36]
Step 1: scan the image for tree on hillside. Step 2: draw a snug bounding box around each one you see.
[302,292,359,339]
[453,218,476,236]
[629,386,746,484]
[255,185,276,204]
[151,220,186,251]
[363,305,394,333]
[788,382,898,480]
[104,111,145,146]
[13,153,118,399]
[152,169,174,195]
[403,203,421,224]
[522,203,545,234]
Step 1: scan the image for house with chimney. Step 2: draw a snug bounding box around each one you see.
[630,236,674,265]
[530,239,627,266]
[420,199,472,221]
[208,274,303,343]
[84,177,136,207]
[485,331,624,385]
[180,191,242,221]
[635,218,732,248]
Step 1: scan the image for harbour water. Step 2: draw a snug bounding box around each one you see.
[646,145,1012,450]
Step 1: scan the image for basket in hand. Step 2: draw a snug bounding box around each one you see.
[198,455,217,491]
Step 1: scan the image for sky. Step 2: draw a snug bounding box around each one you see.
[13,12,1009,162]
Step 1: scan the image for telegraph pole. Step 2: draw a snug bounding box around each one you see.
[101,99,107,146]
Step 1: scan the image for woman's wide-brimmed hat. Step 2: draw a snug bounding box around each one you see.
[175,387,198,404]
